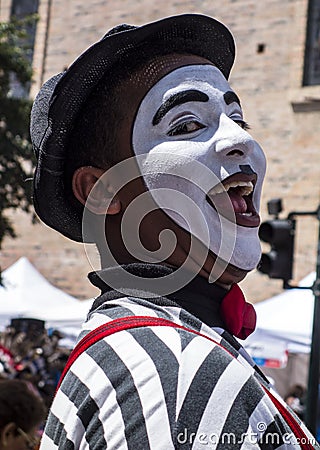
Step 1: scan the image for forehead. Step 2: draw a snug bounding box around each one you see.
[122,53,215,91]
[115,56,235,128]
[142,64,232,106]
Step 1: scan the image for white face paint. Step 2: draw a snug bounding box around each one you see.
[132,65,266,271]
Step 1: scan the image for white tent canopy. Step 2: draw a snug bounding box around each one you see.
[244,272,316,354]
[1,258,316,352]
[0,257,94,341]
[242,273,316,397]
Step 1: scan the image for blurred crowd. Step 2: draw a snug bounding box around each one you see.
[0,318,71,408]
[0,378,46,450]
[0,318,71,448]
[284,384,306,420]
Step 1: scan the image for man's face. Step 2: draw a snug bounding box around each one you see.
[104,54,266,283]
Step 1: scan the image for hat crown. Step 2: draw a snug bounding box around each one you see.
[30,72,64,157]
[102,23,137,39]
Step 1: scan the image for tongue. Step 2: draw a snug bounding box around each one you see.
[228,189,248,213]
[210,189,248,215]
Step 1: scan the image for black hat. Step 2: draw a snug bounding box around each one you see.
[31,14,235,242]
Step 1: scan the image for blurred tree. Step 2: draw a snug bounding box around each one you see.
[0,17,36,253]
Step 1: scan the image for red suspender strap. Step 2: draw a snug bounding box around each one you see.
[57,316,314,449]
[57,316,209,391]
[262,387,314,449]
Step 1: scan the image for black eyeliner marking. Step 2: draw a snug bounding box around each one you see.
[224,91,241,107]
[152,90,209,126]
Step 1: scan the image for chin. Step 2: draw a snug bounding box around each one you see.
[217,262,249,286]
[203,249,255,286]
[217,246,261,285]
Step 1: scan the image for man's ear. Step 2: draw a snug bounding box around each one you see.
[0,422,16,447]
[72,166,121,215]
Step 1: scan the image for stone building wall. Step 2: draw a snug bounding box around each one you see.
[1,0,319,302]
[0,0,11,21]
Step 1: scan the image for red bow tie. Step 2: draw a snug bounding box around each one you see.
[219,284,256,339]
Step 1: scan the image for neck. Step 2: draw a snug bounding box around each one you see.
[97,243,247,290]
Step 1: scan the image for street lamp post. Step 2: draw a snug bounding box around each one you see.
[258,201,320,436]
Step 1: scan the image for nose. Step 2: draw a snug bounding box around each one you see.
[214,114,255,157]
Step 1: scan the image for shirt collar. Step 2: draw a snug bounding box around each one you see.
[88,263,227,328]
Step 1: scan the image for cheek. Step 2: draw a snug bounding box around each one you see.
[253,142,267,176]
[137,200,192,259]
[253,144,267,195]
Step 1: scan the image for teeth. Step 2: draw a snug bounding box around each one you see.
[208,181,254,197]
[208,184,225,195]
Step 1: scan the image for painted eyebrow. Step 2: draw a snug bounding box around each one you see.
[223,91,241,107]
[152,90,209,126]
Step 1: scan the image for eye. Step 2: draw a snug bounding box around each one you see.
[167,120,205,137]
[233,119,251,130]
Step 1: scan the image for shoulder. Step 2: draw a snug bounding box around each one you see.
[45,316,289,449]
[68,319,258,413]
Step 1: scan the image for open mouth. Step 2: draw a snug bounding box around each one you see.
[206,172,260,227]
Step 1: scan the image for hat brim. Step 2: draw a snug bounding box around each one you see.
[32,14,235,242]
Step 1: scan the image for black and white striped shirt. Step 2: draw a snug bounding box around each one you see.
[40,265,318,449]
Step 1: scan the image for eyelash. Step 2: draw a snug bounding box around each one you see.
[234,119,251,130]
[167,120,205,137]
[166,117,251,137]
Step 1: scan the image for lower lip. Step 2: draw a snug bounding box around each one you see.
[235,211,260,228]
